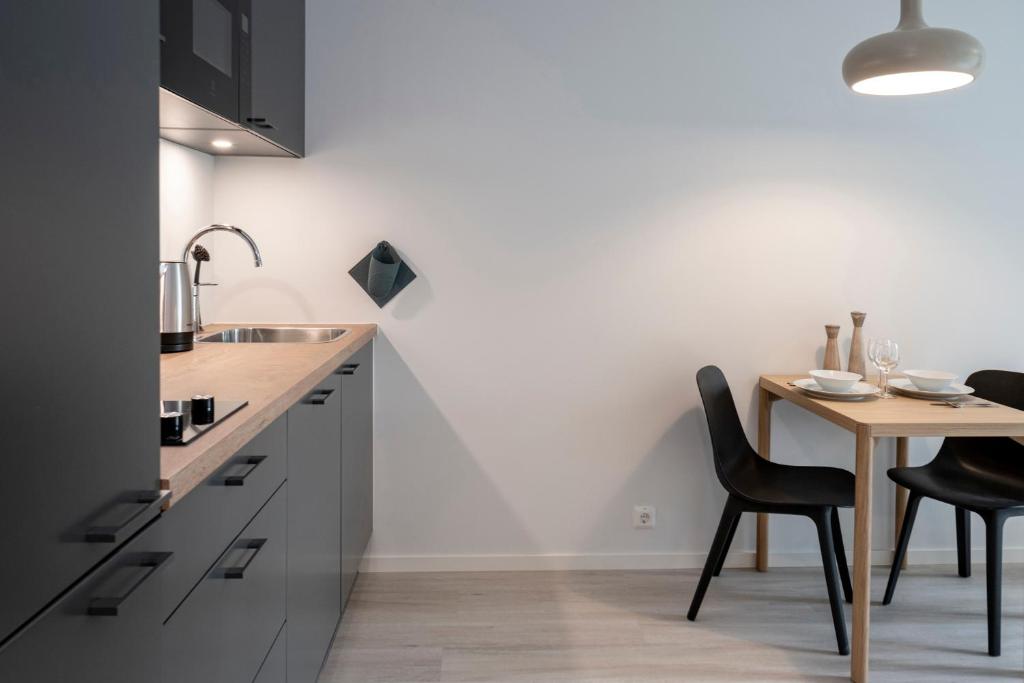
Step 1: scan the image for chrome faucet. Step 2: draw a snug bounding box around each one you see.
[183,224,263,333]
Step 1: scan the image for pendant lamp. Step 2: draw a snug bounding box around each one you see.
[843,0,983,96]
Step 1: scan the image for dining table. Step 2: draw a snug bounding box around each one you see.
[757,374,1024,683]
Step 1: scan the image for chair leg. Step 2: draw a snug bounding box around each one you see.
[813,509,850,656]
[830,507,853,604]
[883,492,921,606]
[984,512,1005,657]
[687,497,742,622]
[712,513,741,577]
[955,506,972,578]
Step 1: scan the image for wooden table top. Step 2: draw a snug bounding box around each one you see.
[760,374,1024,437]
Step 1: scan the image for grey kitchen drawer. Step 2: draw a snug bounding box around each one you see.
[0,516,170,683]
[252,623,286,683]
[155,414,287,618]
[161,483,287,683]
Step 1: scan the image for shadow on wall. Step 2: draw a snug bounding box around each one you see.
[211,275,317,323]
[385,250,432,321]
[367,332,536,562]
[574,369,872,584]
[578,405,718,567]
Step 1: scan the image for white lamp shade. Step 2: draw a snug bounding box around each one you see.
[843,1,984,96]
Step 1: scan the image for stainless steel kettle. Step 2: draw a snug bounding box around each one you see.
[159,260,194,353]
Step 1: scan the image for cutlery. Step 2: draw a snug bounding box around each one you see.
[931,400,994,408]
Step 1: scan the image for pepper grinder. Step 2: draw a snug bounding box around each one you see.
[823,325,842,371]
[848,311,867,377]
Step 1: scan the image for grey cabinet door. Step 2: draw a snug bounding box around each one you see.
[0,0,160,645]
[287,375,342,682]
[341,341,374,605]
[244,0,304,155]
[0,518,170,683]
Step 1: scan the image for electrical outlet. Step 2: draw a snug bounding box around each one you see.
[633,505,655,529]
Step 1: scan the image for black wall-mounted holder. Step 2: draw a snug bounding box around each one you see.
[349,241,417,308]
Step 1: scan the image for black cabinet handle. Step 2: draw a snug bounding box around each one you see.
[221,539,267,579]
[339,364,360,376]
[223,455,267,486]
[308,389,335,405]
[86,490,170,544]
[87,552,173,616]
[245,117,276,130]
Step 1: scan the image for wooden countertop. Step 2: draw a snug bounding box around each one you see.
[160,323,377,504]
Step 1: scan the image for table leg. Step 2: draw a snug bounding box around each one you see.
[851,427,875,683]
[756,387,773,572]
[894,437,909,570]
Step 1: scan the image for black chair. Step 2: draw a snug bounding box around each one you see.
[687,366,855,655]
[883,369,1024,657]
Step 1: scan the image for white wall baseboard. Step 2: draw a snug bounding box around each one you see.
[361,548,1024,573]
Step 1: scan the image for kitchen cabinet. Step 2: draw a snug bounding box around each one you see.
[156,417,287,683]
[244,0,305,155]
[159,0,305,156]
[154,339,372,683]
[287,373,343,682]
[0,518,170,683]
[162,485,287,683]
[253,624,287,683]
[341,340,374,604]
[154,415,287,619]
[0,0,161,648]
[0,322,372,681]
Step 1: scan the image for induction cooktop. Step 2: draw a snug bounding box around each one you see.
[160,397,248,446]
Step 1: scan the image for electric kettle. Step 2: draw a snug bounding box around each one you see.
[159,260,194,353]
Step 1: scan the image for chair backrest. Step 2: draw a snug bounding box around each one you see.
[966,369,1024,410]
[935,370,1024,481]
[695,365,760,496]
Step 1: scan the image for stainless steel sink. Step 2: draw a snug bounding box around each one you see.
[196,327,349,344]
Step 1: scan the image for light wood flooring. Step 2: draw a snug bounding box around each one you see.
[320,565,1023,682]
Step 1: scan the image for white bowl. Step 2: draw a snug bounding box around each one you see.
[809,369,863,393]
[903,369,957,392]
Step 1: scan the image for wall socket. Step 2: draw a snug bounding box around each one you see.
[633,505,655,529]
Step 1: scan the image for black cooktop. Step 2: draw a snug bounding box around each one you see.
[160,398,248,446]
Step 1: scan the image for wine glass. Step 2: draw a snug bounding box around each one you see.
[868,338,900,398]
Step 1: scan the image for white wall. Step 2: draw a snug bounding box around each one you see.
[159,139,215,261]
[200,0,1024,570]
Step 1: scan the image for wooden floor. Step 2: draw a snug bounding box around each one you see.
[320,565,1023,682]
